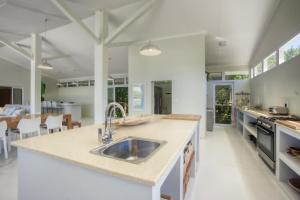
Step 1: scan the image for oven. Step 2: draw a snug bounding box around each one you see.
[257,118,276,171]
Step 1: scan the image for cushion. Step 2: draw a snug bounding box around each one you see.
[13,109,25,116]
[5,107,17,116]
[2,106,8,113]
[3,108,11,115]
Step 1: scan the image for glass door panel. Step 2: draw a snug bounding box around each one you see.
[214,84,233,125]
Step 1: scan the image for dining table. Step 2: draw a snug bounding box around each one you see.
[0,113,73,130]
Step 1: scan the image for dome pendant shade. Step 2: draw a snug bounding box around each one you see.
[140,42,162,56]
[38,59,53,70]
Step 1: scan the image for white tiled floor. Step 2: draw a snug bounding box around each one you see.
[0,126,289,200]
[189,127,288,200]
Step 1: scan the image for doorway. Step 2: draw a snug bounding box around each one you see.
[0,87,24,107]
[0,87,12,107]
[213,83,233,125]
[152,81,172,114]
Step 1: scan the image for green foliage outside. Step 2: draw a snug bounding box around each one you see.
[115,87,128,118]
[215,86,232,124]
[284,46,300,61]
[225,74,249,80]
[266,54,276,69]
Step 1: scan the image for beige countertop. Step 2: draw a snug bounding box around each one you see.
[238,108,300,132]
[12,116,199,186]
[243,109,270,118]
[236,107,272,118]
[276,121,300,133]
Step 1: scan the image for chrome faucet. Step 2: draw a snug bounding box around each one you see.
[102,102,126,144]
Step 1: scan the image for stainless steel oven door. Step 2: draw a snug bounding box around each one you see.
[257,126,275,161]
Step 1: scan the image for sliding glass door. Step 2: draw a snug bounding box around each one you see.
[12,88,23,104]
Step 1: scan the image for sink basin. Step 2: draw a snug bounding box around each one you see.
[90,137,166,164]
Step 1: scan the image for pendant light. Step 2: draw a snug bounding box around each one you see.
[139,41,162,56]
[39,59,53,70]
[38,18,53,70]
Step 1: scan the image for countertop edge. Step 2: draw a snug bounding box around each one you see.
[12,117,201,186]
[15,144,157,186]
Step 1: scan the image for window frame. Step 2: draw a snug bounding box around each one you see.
[263,51,277,72]
[253,62,263,77]
[251,32,300,78]
[279,33,300,65]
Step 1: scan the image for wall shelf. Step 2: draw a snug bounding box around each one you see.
[244,124,257,138]
[279,152,300,176]
[276,125,300,200]
[279,182,300,200]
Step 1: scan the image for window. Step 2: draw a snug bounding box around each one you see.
[114,78,126,85]
[78,80,89,87]
[207,72,222,81]
[263,51,277,72]
[254,62,263,77]
[108,79,114,86]
[250,68,254,79]
[68,81,77,87]
[279,33,300,64]
[225,71,249,80]
[89,80,95,86]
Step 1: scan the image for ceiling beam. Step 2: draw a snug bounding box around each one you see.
[108,41,136,47]
[6,1,67,21]
[0,37,32,60]
[45,54,71,61]
[105,0,156,45]
[51,0,99,43]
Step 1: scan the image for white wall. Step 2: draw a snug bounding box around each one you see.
[250,56,300,115]
[249,0,300,115]
[56,87,94,118]
[0,58,30,104]
[42,76,58,101]
[0,57,60,107]
[128,34,207,136]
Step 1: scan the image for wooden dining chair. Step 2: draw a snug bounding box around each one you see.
[0,121,8,159]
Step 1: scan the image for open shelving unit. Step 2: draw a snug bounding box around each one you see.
[244,123,257,138]
[160,122,200,200]
[235,108,258,149]
[276,125,300,200]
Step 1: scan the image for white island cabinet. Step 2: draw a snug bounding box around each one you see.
[58,102,82,121]
[13,116,201,200]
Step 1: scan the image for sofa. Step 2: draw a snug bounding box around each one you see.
[0,104,30,117]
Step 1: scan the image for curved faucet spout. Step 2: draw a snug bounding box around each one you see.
[103,102,126,144]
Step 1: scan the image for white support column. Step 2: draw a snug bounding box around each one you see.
[30,33,42,114]
[94,10,108,123]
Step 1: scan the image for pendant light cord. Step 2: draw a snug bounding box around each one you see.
[43,18,48,61]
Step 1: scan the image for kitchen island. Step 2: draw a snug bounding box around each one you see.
[13,115,201,200]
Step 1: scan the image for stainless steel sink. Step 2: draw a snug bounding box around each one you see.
[90,137,167,164]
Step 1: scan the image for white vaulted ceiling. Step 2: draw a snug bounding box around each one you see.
[0,0,280,79]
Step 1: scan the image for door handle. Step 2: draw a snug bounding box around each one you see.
[257,126,272,136]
